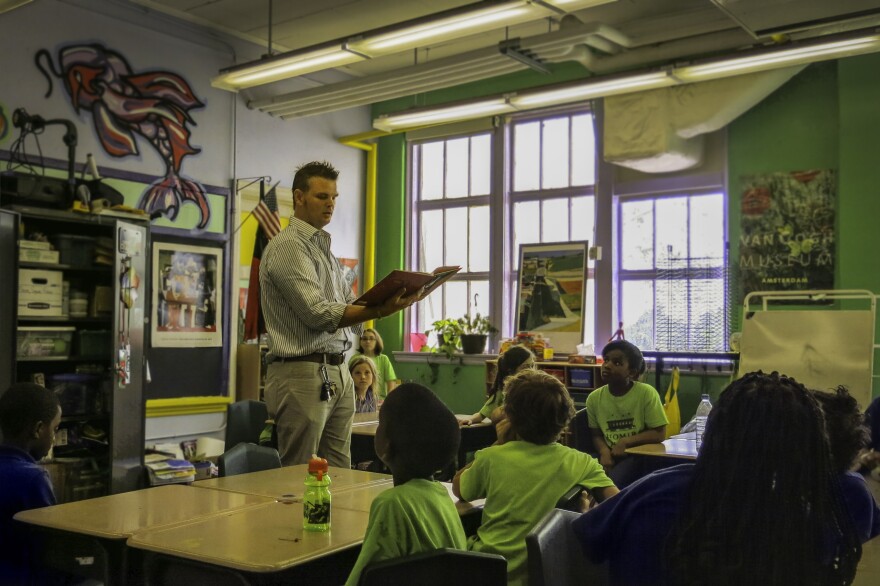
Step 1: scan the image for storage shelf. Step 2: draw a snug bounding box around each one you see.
[19,261,113,273]
[16,355,112,363]
[18,315,112,324]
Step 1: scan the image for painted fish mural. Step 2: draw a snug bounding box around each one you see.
[36,43,210,228]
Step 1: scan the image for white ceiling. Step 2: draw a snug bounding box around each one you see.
[124,0,880,117]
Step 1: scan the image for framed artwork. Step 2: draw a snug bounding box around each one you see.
[151,242,223,347]
[516,241,589,354]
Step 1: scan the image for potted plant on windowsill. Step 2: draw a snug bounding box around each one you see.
[458,312,497,354]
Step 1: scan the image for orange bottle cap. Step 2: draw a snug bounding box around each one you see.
[308,455,329,480]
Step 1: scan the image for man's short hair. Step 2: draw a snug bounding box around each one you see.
[292,161,339,195]
[381,383,460,478]
[504,370,574,444]
[0,383,59,439]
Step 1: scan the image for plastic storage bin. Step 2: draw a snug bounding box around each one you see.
[16,326,75,359]
[76,330,111,358]
[569,368,594,388]
[50,234,95,267]
[49,373,101,416]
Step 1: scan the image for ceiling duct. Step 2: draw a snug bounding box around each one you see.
[710,0,880,38]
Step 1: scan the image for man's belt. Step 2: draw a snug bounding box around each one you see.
[272,352,345,366]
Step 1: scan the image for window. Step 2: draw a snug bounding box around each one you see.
[407,107,727,354]
[618,192,727,352]
[410,134,493,334]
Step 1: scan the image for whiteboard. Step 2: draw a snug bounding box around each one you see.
[739,310,873,408]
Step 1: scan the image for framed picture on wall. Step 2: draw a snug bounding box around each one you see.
[516,241,589,354]
[151,242,223,348]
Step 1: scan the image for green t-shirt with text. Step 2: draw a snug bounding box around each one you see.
[586,381,668,448]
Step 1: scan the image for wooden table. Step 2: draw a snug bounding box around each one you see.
[624,437,698,460]
[855,535,880,585]
[13,484,272,585]
[192,463,392,500]
[127,500,371,584]
[351,414,496,474]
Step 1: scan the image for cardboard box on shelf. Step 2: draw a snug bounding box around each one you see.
[18,268,63,316]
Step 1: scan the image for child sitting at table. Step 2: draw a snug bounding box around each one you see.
[573,371,866,586]
[813,386,879,542]
[0,382,62,584]
[586,340,667,488]
[453,369,618,586]
[345,383,466,586]
[461,345,534,426]
[350,356,379,414]
[349,328,398,399]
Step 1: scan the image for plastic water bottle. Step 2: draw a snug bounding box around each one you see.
[694,394,713,450]
[304,455,331,531]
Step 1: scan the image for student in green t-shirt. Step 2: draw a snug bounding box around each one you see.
[345,383,466,586]
[586,340,668,488]
[461,345,534,426]
[453,370,618,586]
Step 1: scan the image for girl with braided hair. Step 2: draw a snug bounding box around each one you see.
[573,371,866,586]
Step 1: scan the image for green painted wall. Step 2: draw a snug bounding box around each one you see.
[394,359,489,415]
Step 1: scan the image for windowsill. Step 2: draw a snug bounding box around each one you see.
[392,351,494,366]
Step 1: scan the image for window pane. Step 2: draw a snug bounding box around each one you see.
[445,138,469,198]
[514,122,540,191]
[470,134,491,196]
[420,209,443,271]
[513,201,540,270]
[655,278,688,351]
[541,198,569,243]
[655,197,688,270]
[690,278,726,352]
[622,280,655,351]
[423,284,444,335]
[541,118,569,189]
[469,206,490,272]
[571,196,595,244]
[470,280,490,318]
[690,193,725,267]
[444,207,468,267]
[420,142,444,201]
[571,114,596,186]
[621,200,654,270]
[445,280,469,321]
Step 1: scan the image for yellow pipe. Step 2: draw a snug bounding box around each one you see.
[340,134,380,328]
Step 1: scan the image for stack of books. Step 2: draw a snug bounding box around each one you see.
[145,453,195,485]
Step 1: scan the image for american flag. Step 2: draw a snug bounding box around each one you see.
[253,183,281,239]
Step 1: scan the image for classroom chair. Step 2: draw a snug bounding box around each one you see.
[358,548,507,586]
[526,508,608,586]
[568,408,594,454]
[225,400,269,451]
[217,442,281,477]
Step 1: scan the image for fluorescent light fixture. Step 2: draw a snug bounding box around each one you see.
[349,1,548,55]
[674,33,880,81]
[373,98,515,131]
[212,46,364,91]
[511,71,676,107]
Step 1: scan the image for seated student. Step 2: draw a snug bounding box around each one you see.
[0,383,62,584]
[453,370,618,586]
[349,328,398,399]
[813,386,880,542]
[350,356,379,414]
[461,345,534,426]
[585,340,667,488]
[345,383,466,586]
[858,395,880,475]
[573,371,866,586]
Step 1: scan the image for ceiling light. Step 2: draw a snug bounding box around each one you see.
[348,1,551,55]
[373,97,515,131]
[212,45,364,91]
[674,33,880,81]
[511,71,675,107]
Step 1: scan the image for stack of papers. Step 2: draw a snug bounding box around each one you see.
[145,454,195,485]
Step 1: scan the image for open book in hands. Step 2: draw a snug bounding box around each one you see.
[353,266,461,307]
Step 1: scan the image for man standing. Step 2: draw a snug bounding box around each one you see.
[260,161,419,467]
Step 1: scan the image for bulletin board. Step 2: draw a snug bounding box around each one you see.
[738,290,875,408]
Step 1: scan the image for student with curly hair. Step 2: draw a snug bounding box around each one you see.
[574,371,866,586]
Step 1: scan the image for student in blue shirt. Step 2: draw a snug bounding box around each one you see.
[0,383,62,584]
